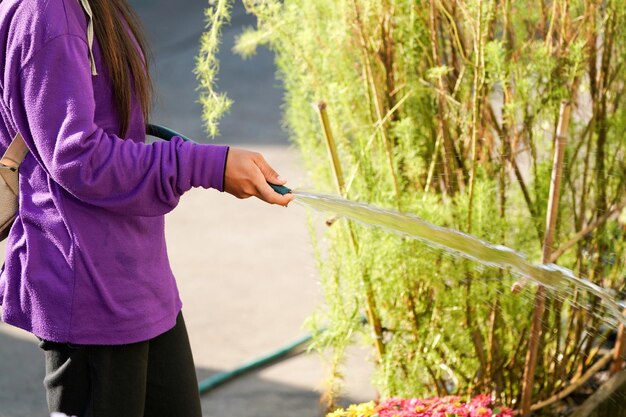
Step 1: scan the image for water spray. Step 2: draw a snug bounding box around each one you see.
[267,181,625,328]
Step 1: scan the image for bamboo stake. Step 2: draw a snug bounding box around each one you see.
[317,101,386,361]
[318,102,346,193]
[465,0,488,388]
[486,103,543,244]
[467,0,485,231]
[487,297,503,394]
[350,0,401,203]
[428,0,459,195]
[520,99,572,416]
[610,308,626,375]
[423,133,442,196]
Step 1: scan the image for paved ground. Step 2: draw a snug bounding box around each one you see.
[0,1,374,416]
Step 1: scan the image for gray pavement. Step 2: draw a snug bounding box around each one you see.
[0,1,374,416]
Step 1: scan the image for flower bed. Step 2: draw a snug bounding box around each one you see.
[327,396,514,417]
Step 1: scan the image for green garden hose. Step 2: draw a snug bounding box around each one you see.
[146,124,192,143]
[197,334,313,394]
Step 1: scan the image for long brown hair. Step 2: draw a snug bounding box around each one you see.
[90,0,153,137]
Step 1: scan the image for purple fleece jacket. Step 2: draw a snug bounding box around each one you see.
[0,0,229,344]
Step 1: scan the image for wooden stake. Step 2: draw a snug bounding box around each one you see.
[520,99,572,416]
[317,101,386,361]
[610,308,626,375]
[318,102,346,194]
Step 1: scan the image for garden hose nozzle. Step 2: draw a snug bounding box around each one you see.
[268,183,292,195]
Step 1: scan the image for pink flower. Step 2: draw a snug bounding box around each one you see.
[470,394,493,408]
[358,395,510,417]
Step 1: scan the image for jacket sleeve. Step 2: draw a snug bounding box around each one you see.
[10,35,228,217]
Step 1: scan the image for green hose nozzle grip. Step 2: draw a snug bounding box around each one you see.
[268,183,292,195]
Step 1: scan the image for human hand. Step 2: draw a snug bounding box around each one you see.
[224,148,295,206]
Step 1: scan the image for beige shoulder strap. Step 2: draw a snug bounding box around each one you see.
[1,132,29,170]
[77,0,98,76]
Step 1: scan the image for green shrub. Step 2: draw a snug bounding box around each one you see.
[198,0,626,413]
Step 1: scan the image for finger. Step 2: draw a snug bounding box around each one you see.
[257,181,294,206]
[255,154,286,185]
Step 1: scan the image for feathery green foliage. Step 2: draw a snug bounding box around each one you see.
[195,0,233,137]
[198,0,626,413]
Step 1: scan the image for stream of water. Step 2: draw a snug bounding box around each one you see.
[294,190,625,326]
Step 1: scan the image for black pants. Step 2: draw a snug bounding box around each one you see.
[39,312,202,417]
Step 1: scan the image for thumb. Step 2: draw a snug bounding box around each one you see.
[255,154,286,185]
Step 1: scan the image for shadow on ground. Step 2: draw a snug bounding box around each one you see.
[0,329,359,417]
[198,364,327,417]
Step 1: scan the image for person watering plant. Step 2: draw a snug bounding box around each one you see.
[0,0,294,415]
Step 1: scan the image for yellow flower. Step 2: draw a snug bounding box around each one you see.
[328,401,375,417]
[359,401,377,416]
[326,409,348,417]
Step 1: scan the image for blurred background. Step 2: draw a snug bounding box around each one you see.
[0,1,374,416]
[136,0,286,145]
